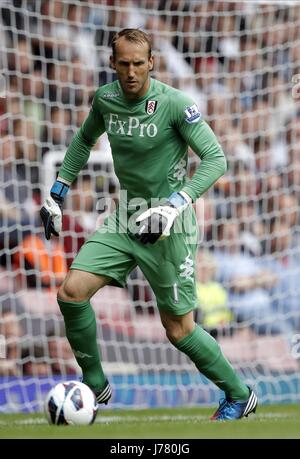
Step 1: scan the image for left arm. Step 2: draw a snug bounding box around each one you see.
[135,95,226,244]
[172,94,227,202]
[179,120,227,202]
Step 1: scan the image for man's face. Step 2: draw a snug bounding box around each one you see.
[110,37,153,99]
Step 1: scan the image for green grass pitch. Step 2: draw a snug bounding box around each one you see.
[0,404,299,439]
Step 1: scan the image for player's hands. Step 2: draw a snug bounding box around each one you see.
[135,192,190,244]
[40,180,69,240]
[40,196,63,239]
[135,205,179,244]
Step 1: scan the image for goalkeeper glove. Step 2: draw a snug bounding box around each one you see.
[40,180,69,240]
[135,191,191,245]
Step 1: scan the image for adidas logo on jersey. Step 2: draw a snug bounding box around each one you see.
[102,91,121,98]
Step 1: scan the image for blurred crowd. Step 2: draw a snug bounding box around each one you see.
[0,0,300,377]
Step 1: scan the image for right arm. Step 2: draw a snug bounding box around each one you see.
[40,91,105,239]
[57,91,106,184]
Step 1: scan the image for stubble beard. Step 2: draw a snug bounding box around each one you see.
[122,76,149,99]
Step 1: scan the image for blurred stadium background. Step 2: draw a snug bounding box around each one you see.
[0,0,300,413]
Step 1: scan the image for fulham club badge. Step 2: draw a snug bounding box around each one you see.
[146,100,157,115]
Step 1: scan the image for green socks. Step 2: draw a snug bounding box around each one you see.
[58,299,248,400]
[175,325,249,400]
[58,298,106,391]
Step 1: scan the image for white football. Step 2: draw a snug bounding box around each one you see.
[44,381,98,425]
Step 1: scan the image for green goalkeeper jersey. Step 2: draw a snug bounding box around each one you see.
[58,78,226,205]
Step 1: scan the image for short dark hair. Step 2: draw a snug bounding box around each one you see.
[111,28,152,59]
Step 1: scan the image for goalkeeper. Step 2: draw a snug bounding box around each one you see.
[40,28,257,421]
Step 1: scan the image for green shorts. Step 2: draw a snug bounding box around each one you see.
[71,209,198,315]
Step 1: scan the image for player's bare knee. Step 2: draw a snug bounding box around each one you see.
[166,328,180,344]
[161,311,195,343]
[57,280,88,303]
[165,323,194,344]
